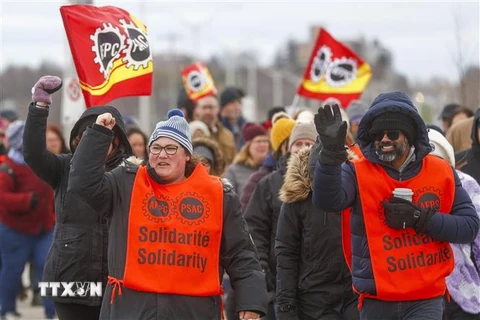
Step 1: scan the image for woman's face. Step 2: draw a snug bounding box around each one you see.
[248,135,270,164]
[46,130,62,154]
[129,132,146,159]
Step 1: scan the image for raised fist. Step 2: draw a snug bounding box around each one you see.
[96,113,116,130]
[31,76,63,105]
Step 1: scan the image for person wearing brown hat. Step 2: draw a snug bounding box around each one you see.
[223,123,269,199]
[220,87,247,149]
[312,92,478,320]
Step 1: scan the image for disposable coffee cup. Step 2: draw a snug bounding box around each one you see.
[392,188,413,202]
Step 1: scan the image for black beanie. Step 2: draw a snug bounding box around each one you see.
[370,112,416,143]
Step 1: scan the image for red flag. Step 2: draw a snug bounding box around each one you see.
[181,62,217,102]
[60,5,153,107]
[296,28,372,107]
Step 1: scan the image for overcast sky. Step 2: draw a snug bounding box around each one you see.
[0,0,478,83]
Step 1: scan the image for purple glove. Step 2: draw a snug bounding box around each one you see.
[31,76,63,105]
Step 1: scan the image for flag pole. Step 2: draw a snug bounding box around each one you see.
[288,93,301,117]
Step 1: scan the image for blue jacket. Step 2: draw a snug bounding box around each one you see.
[312,92,479,296]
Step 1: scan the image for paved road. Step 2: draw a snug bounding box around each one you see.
[16,295,49,320]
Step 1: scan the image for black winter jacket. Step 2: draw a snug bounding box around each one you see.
[244,155,289,295]
[67,124,268,320]
[276,148,358,320]
[312,92,479,297]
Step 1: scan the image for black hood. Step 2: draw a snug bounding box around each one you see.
[471,108,480,146]
[356,91,431,165]
[69,106,132,156]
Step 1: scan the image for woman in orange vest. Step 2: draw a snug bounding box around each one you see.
[67,109,268,320]
[311,92,479,320]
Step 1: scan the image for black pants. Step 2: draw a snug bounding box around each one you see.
[359,297,443,320]
[54,302,101,320]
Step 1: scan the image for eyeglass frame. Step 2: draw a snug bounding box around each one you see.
[149,144,179,156]
[371,130,401,141]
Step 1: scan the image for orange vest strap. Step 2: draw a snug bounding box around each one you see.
[107,276,124,305]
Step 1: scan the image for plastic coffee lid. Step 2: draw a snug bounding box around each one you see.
[393,188,413,195]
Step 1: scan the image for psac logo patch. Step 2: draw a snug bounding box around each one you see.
[90,19,151,78]
[142,192,210,226]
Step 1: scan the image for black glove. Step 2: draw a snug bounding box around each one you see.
[30,192,39,210]
[382,197,436,233]
[314,104,348,165]
[314,104,348,151]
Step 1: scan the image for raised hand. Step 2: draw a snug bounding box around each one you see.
[95,113,116,130]
[31,76,63,105]
[314,104,347,151]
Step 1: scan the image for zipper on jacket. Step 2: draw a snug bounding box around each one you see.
[323,212,327,226]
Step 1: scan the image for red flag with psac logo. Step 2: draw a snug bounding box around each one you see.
[60,5,153,108]
[296,28,372,107]
[181,62,217,102]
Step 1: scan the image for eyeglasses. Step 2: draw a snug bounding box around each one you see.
[149,145,179,155]
[372,130,400,141]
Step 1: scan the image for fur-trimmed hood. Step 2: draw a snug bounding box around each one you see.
[192,136,226,177]
[280,146,359,203]
[279,148,312,203]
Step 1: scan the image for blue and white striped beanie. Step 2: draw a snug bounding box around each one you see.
[148,109,193,154]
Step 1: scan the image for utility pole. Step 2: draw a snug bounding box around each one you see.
[158,33,182,110]
[61,0,93,140]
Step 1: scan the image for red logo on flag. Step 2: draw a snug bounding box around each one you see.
[296,28,372,107]
[60,5,153,107]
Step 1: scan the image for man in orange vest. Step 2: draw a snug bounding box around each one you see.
[67,108,268,320]
[312,92,479,320]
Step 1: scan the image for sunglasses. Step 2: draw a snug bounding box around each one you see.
[372,130,401,141]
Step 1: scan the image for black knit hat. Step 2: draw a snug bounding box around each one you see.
[370,112,416,143]
[220,87,243,108]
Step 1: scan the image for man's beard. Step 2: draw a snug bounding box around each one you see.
[375,138,409,162]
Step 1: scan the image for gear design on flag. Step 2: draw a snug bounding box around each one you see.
[175,192,210,226]
[310,45,332,83]
[119,19,152,70]
[325,57,357,87]
[90,23,126,78]
[186,70,206,92]
[142,191,174,223]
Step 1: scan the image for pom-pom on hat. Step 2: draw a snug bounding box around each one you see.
[149,109,193,154]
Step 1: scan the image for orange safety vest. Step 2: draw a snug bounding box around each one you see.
[122,164,224,296]
[349,155,454,302]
